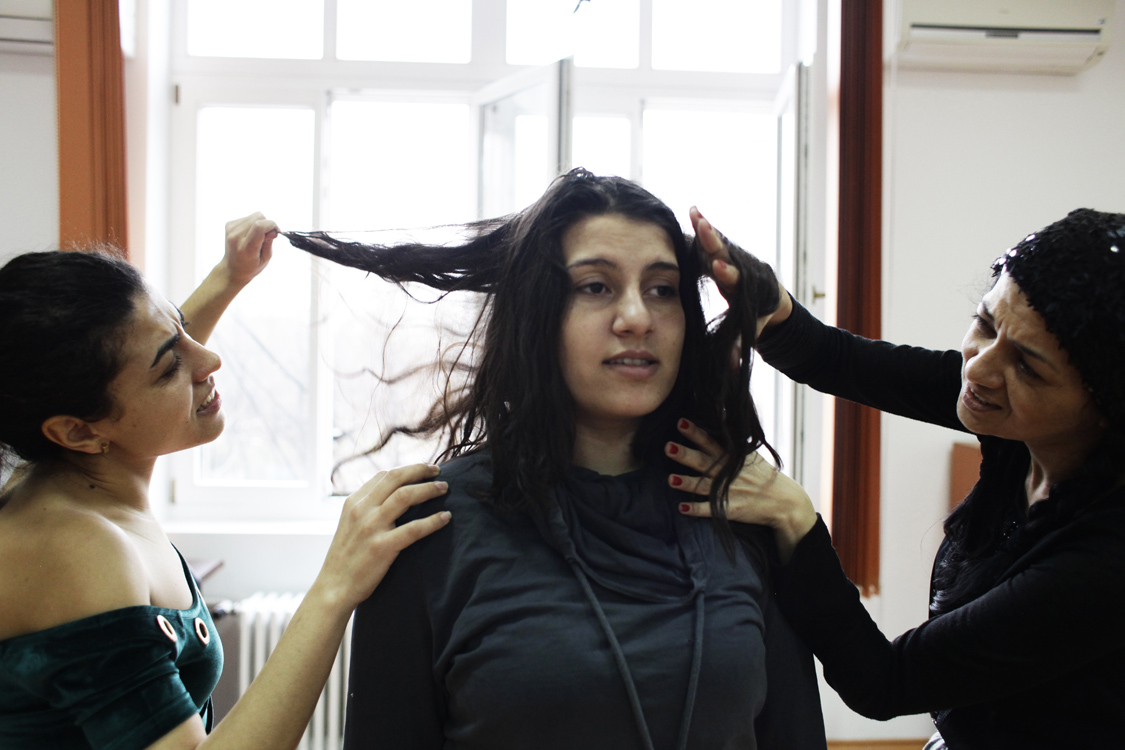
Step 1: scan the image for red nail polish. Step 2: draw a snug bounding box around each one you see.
[671,476,683,487]
[679,503,691,513]
[678,419,690,430]
[667,443,679,455]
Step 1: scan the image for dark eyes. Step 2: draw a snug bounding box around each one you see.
[574,281,678,298]
[577,281,609,295]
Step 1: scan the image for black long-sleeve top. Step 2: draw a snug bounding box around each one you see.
[342,454,826,749]
[757,299,1125,749]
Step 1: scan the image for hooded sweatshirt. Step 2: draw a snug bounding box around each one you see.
[342,452,826,750]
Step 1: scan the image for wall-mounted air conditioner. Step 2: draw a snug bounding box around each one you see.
[0,0,52,56]
[896,0,1114,75]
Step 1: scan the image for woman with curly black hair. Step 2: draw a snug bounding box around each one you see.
[677,208,1125,749]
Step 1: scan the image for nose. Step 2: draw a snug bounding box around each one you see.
[612,287,653,337]
[187,337,222,382]
[963,338,1002,389]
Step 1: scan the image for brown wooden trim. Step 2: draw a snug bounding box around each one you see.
[55,0,128,255]
[833,0,883,595]
[828,740,929,750]
[950,442,982,510]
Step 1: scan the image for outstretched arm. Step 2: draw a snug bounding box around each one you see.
[180,213,278,345]
[146,464,451,750]
[690,207,965,431]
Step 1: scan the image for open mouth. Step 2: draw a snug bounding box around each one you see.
[963,385,999,412]
[197,390,218,413]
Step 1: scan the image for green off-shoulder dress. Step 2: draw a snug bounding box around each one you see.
[0,549,223,749]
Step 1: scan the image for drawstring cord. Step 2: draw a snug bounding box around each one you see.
[675,592,706,750]
[569,562,706,750]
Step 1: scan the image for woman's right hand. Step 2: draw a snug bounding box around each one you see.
[689,206,793,337]
[314,463,451,610]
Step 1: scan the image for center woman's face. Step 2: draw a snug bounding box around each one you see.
[559,213,685,434]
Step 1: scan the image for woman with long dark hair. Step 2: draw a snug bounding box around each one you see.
[284,168,826,749]
[674,208,1125,748]
[0,214,450,749]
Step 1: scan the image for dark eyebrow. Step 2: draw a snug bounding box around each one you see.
[566,258,680,274]
[151,331,182,369]
[979,302,1056,371]
[150,308,186,369]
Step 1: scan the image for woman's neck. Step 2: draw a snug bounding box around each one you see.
[47,453,157,514]
[1024,434,1100,508]
[572,419,642,476]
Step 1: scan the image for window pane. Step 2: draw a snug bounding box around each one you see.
[480,80,556,217]
[573,116,631,178]
[337,0,471,63]
[328,101,473,228]
[507,0,639,68]
[194,107,316,483]
[187,0,324,59]
[652,0,781,73]
[326,100,474,491]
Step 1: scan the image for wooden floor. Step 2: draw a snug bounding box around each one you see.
[827,740,929,750]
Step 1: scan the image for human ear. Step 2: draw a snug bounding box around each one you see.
[40,416,106,455]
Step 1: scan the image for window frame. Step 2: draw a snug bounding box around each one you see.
[164,0,801,522]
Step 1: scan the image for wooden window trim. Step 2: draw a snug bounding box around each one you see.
[56,0,128,255]
[833,0,882,595]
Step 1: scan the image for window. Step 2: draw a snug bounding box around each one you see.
[167,0,797,520]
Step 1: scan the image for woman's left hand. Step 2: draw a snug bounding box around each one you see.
[667,418,818,562]
[222,212,279,289]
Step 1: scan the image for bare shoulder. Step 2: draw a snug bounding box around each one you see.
[0,488,149,640]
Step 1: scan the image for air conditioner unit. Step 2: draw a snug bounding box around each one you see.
[896,0,1114,75]
[0,0,52,55]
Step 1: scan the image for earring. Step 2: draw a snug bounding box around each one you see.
[100,442,110,455]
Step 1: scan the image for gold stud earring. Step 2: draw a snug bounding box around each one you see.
[101,442,110,455]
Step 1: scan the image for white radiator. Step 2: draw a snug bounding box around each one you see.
[235,592,353,750]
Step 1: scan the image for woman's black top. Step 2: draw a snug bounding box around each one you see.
[342,454,826,749]
[757,298,1125,749]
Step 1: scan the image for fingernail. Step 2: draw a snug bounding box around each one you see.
[678,419,690,430]
[435,481,448,491]
[679,503,691,513]
[670,476,683,487]
[714,259,727,273]
[440,511,452,522]
[666,442,679,455]
[429,464,441,475]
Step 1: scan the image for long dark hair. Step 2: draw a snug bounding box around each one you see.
[286,169,781,540]
[0,248,144,467]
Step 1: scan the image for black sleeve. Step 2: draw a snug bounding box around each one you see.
[342,540,446,749]
[757,297,967,433]
[774,516,1125,720]
[754,590,827,749]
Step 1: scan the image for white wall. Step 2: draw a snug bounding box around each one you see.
[820,0,1125,741]
[0,51,57,263]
